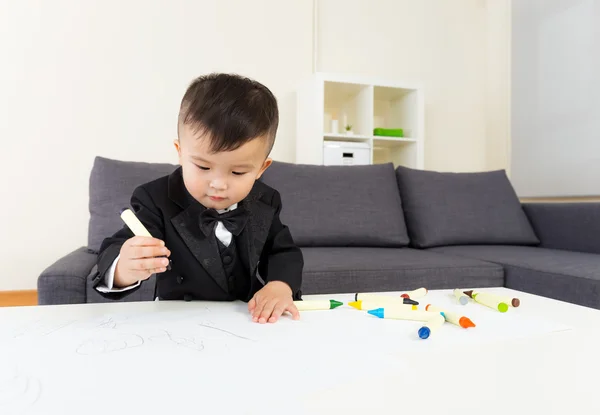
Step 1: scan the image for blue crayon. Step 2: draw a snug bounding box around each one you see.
[367,308,445,339]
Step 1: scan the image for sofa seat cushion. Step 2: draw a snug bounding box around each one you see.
[395,166,540,248]
[429,246,600,309]
[260,162,410,247]
[300,247,503,295]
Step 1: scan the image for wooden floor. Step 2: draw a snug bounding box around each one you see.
[0,290,38,307]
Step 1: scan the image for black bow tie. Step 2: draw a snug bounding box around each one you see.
[199,207,249,238]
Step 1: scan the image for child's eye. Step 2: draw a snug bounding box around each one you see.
[232,171,246,176]
[196,165,209,171]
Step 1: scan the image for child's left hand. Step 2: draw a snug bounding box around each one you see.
[248,281,300,323]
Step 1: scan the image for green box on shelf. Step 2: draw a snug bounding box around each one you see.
[373,128,404,137]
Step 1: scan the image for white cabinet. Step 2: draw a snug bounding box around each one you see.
[296,73,424,168]
[323,141,371,166]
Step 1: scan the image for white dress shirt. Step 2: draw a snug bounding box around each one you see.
[96,203,238,294]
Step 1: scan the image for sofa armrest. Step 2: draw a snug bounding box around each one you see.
[37,247,98,305]
[522,203,600,255]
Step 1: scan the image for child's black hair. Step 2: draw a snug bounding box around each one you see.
[178,73,278,155]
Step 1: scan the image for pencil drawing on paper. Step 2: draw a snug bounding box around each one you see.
[0,366,42,414]
[96,317,119,329]
[72,320,254,355]
[147,330,205,352]
[197,320,254,341]
[75,330,205,355]
[75,333,145,355]
[10,319,77,340]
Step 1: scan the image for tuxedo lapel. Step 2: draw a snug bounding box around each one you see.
[167,168,229,294]
[238,187,275,276]
[170,206,229,294]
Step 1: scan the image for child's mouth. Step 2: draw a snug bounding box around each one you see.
[209,196,226,202]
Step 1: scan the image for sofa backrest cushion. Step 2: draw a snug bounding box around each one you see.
[260,161,410,247]
[88,156,177,252]
[395,166,540,248]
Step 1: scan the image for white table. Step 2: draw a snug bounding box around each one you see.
[1,287,600,415]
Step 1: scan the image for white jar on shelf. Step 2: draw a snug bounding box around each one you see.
[330,119,339,134]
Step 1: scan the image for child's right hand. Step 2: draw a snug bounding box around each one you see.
[114,236,170,288]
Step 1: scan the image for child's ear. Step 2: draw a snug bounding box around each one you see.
[173,139,182,161]
[256,158,273,179]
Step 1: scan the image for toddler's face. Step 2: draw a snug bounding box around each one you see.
[175,125,272,210]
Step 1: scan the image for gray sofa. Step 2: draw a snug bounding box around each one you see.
[38,156,600,309]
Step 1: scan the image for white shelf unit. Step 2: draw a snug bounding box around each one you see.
[296,73,424,168]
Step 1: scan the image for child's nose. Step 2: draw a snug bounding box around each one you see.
[209,179,227,190]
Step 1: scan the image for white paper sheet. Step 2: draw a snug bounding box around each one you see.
[0,290,576,415]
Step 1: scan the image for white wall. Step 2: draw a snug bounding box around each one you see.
[0,0,313,290]
[511,0,600,197]
[0,0,510,290]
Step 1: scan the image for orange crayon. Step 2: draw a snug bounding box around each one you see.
[426,304,475,328]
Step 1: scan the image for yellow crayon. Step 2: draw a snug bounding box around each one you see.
[348,300,417,311]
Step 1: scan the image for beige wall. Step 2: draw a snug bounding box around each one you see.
[318,0,492,172]
[485,0,511,173]
[0,0,512,290]
[0,0,313,290]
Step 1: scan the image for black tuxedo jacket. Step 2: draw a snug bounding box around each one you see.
[92,167,303,302]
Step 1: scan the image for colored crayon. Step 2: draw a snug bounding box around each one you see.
[400,287,428,300]
[464,290,520,308]
[418,313,446,339]
[355,293,419,306]
[425,304,475,328]
[470,292,508,312]
[348,300,417,311]
[367,308,442,322]
[293,300,343,311]
[120,208,171,271]
[453,289,469,305]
